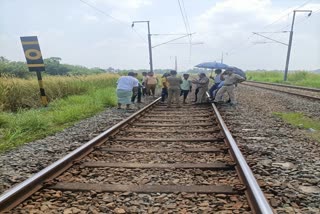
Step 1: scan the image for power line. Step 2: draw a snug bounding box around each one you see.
[177,0,190,37]
[177,0,193,66]
[132,28,148,42]
[79,0,147,43]
[78,0,127,25]
[152,33,195,48]
[224,0,315,58]
[181,0,191,34]
[262,0,313,29]
[152,33,192,36]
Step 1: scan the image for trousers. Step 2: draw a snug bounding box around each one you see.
[196,87,208,103]
[214,85,236,104]
[167,87,180,107]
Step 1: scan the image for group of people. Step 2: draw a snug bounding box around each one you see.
[116,68,245,110]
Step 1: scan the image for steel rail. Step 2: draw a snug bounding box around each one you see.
[243,82,320,101]
[246,80,320,92]
[0,98,161,212]
[208,93,274,214]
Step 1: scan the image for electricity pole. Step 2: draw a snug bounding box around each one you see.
[132,21,153,73]
[284,10,312,81]
[175,56,177,71]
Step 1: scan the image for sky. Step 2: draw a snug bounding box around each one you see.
[1,0,320,71]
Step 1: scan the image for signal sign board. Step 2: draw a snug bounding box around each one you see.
[20,36,45,72]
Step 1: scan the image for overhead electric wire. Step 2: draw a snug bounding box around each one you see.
[78,0,148,43]
[262,0,313,29]
[225,0,315,57]
[79,0,126,25]
[152,33,195,48]
[177,0,193,66]
[132,28,148,42]
[181,0,192,34]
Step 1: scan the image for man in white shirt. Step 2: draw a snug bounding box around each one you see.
[116,72,139,110]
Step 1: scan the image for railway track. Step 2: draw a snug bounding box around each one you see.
[243,81,320,101]
[0,98,273,213]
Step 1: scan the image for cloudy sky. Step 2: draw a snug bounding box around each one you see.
[1,0,319,71]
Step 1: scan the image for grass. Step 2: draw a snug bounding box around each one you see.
[246,71,320,88]
[0,87,117,152]
[273,112,320,142]
[0,74,119,111]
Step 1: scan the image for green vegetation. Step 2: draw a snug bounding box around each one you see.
[0,71,119,152]
[0,56,108,78]
[273,112,320,142]
[0,73,119,111]
[0,87,117,152]
[246,71,320,88]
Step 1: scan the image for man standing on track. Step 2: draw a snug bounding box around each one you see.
[166,70,182,108]
[180,73,192,104]
[116,72,139,110]
[145,71,158,97]
[161,72,170,103]
[209,69,222,100]
[192,73,209,104]
[131,73,142,104]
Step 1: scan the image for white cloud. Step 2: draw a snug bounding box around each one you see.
[93,0,152,9]
[83,14,100,23]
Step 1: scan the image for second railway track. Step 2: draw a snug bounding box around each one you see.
[243,81,320,101]
[0,98,273,213]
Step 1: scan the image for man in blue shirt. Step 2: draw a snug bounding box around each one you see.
[208,69,222,99]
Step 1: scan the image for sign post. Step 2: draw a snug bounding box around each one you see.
[20,36,48,106]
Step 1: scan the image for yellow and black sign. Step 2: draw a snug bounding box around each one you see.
[20,36,45,72]
[20,36,48,106]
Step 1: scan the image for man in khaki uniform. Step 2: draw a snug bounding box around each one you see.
[192,73,209,104]
[166,70,182,108]
[214,69,245,105]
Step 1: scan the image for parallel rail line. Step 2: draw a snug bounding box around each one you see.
[243,81,320,101]
[0,98,273,213]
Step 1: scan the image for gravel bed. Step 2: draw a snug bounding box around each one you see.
[83,151,231,163]
[0,98,156,194]
[13,190,250,213]
[218,84,320,214]
[55,167,239,185]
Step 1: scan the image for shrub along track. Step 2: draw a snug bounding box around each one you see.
[0,99,272,213]
[243,81,320,101]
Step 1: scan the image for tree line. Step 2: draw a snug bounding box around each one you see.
[0,56,107,78]
[0,56,208,79]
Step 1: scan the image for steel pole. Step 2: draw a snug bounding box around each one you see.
[284,11,296,81]
[147,21,153,73]
[221,52,224,64]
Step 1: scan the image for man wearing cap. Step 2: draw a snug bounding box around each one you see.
[192,73,209,104]
[116,72,139,110]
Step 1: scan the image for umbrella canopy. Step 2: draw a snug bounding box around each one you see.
[226,66,246,78]
[195,62,229,69]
